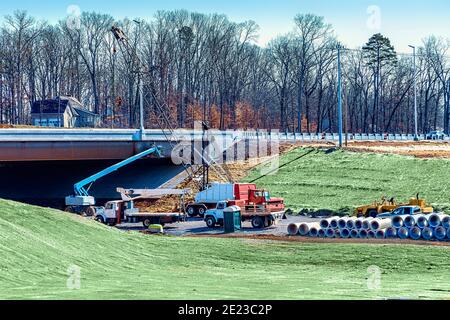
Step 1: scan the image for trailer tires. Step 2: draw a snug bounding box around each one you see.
[251,216,265,229]
[84,206,96,217]
[198,207,206,217]
[205,216,216,228]
[143,219,152,229]
[187,206,196,217]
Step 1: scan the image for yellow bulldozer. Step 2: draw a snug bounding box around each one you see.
[355,194,433,218]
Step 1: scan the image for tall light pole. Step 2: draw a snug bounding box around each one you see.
[337,44,343,148]
[409,45,419,141]
[134,20,145,136]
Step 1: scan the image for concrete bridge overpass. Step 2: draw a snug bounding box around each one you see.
[0,128,246,207]
[0,128,241,162]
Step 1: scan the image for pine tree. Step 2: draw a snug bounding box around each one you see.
[362,33,398,133]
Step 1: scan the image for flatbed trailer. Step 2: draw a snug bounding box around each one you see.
[204,200,285,229]
[124,211,186,227]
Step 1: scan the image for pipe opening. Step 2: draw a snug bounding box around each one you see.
[409,227,421,241]
[309,227,319,237]
[341,228,350,238]
[398,227,409,239]
[422,227,433,241]
[417,216,428,228]
[434,226,447,240]
[385,227,397,238]
[287,223,300,236]
[392,216,404,228]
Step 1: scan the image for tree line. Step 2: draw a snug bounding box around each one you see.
[0,10,449,133]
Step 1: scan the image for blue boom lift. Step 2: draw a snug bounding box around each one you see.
[65,146,161,215]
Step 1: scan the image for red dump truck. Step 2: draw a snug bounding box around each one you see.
[186,183,286,228]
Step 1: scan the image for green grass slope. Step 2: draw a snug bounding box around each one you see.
[1,199,450,300]
[244,148,450,213]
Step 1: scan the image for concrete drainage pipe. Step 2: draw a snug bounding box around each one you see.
[358,229,368,239]
[385,227,397,238]
[309,227,320,237]
[299,223,321,236]
[338,217,350,229]
[362,218,374,230]
[320,216,340,229]
[422,227,434,241]
[404,215,418,228]
[397,227,409,239]
[441,215,450,229]
[350,229,359,238]
[408,227,422,240]
[429,213,447,228]
[318,229,326,238]
[354,218,365,230]
[370,218,392,231]
[417,215,429,228]
[326,228,336,238]
[329,218,339,229]
[367,230,376,239]
[392,215,408,228]
[287,223,301,236]
[434,226,447,241]
[346,218,359,229]
[375,229,386,239]
[340,228,351,238]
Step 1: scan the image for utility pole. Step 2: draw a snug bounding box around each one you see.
[337,44,343,148]
[134,20,145,138]
[447,78,450,134]
[139,78,144,133]
[409,45,419,141]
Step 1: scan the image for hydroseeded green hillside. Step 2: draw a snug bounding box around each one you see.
[244,148,450,213]
[0,199,450,300]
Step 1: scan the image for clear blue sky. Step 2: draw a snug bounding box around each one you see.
[2,0,449,52]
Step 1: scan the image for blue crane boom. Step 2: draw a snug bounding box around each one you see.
[73,146,161,197]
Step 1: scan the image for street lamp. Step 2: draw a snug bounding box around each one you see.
[337,44,343,148]
[409,45,419,141]
[133,20,145,135]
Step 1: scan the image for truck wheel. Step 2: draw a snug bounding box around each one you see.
[143,219,151,229]
[205,216,216,228]
[84,206,96,217]
[95,216,105,224]
[198,207,206,218]
[251,217,264,229]
[186,206,197,217]
[65,206,74,214]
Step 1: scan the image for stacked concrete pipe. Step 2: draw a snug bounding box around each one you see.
[288,213,450,242]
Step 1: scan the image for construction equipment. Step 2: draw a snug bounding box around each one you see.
[65,146,161,215]
[355,194,433,218]
[111,26,234,191]
[186,182,286,228]
[117,187,191,201]
[93,197,185,228]
[83,188,189,227]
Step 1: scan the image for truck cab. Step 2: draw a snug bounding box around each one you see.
[204,201,228,228]
[377,206,422,219]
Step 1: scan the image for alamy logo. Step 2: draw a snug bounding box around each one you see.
[67,264,81,290]
[367,265,381,290]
